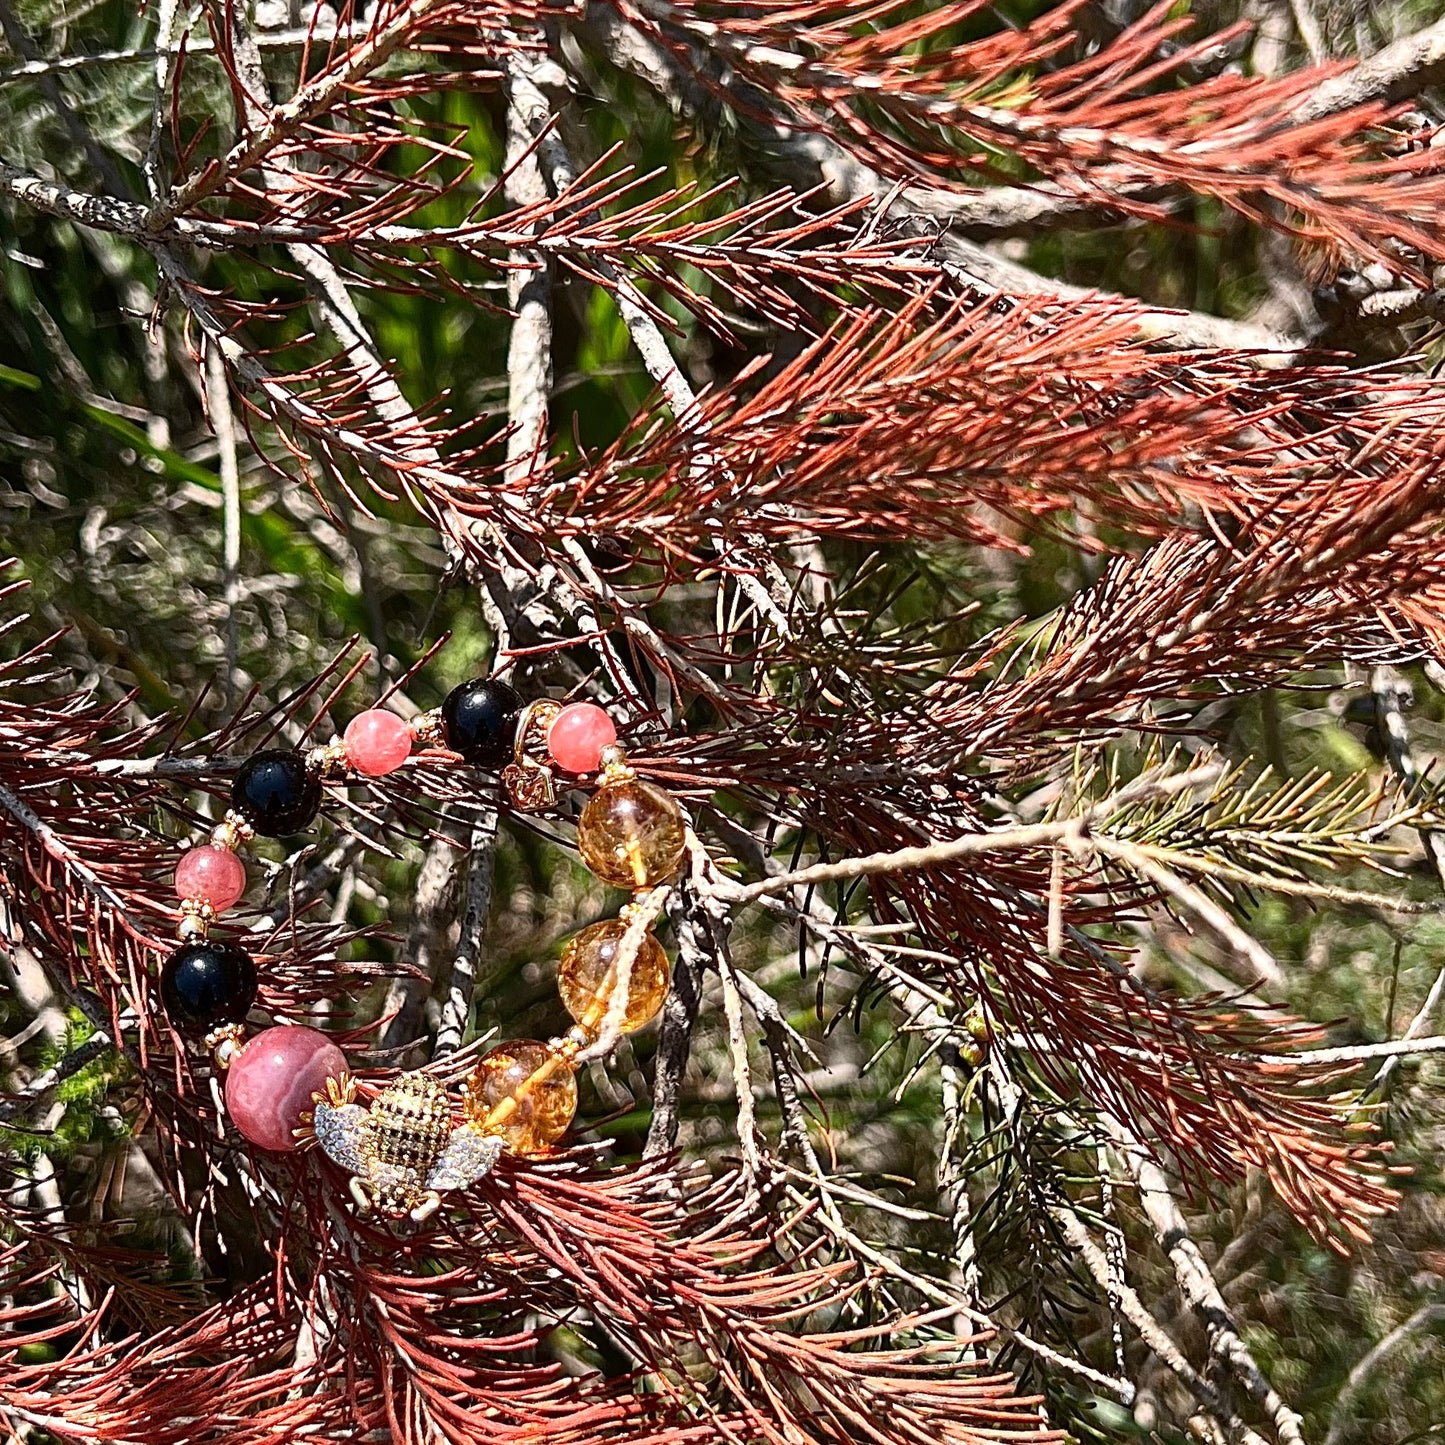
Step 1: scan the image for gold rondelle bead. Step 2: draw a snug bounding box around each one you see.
[177,898,215,941]
[558,920,670,1034]
[209,811,254,851]
[410,709,444,746]
[205,1022,247,1070]
[597,743,634,781]
[576,778,686,890]
[305,740,349,777]
[463,1041,577,1156]
[546,1024,596,1060]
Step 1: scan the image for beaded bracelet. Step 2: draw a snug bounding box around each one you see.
[161,677,687,1222]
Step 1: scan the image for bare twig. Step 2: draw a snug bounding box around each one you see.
[1291,14,1445,122]
[143,0,180,203]
[714,928,762,1192]
[147,0,453,229]
[1357,287,1445,327]
[500,45,556,494]
[643,888,705,1158]
[377,824,462,1059]
[593,5,1445,250]
[1370,667,1445,883]
[1090,836,1286,990]
[1105,1117,1308,1445]
[432,808,500,1059]
[726,765,1225,902]
[699,815,1134,1402]
[982,1050,1273,1444]
[1287,1032,1445,1064]
[0,0,129,198]
[1369,666,1445,1090]
[1044,1188,1269,1445]
[0,25,371,87]
[204,338,242,709]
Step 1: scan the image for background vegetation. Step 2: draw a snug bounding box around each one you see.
[3,1,1445,1441]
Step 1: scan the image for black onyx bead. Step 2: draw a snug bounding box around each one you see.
[160,940,257,1035]
[231,749,321,837]
[440,678,523,768]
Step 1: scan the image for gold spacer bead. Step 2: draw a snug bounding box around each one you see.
[209,812,254,851]
[305,739,349,778]
[547,1024,596,1060]
[410,710,444,747]
[205,1022,247,1069]
[597,744,634,783]
[177,898,215,941]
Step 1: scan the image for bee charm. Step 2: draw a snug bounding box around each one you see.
[298,1072,503,1222]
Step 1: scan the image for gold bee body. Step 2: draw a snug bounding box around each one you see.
[301,1072,503,1222]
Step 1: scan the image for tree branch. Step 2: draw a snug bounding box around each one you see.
[1291,14,1445,123]
[0,1033,114,1126]
[432,809,499,1059]
[1106,1116,1307,1445]
[643,887,704,1157]
[1322,1301,1445,1445]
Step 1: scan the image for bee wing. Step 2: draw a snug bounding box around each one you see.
[313,1101,368,1175]
[426,1123,504,1192]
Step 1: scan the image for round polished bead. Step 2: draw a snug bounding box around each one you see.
[558,920,670,1034]
[577,779,686,890]
[225,1025,347,1152]
[440,678,523,768]
[464,1041,577,1155]
[546,703,618,774]
[343,709,413,777]
[231,750,322,837]
[174,845,247,913]
[160,940,257,1035]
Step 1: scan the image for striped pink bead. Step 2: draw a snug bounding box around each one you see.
[225,1026,347,1152]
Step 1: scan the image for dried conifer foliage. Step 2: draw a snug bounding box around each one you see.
[3,0,1445,1441]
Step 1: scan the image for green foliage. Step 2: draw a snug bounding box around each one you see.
[3,1,1445,1439]
[0,1012,125,1162]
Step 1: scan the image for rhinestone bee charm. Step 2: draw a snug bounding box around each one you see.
[298,1072,503,1222]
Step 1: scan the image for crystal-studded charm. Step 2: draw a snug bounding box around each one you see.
[300,1072,503,1223]
[426,1123,504,1192]
[307,1075,367,1174]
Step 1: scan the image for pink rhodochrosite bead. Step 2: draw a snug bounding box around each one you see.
[174,845,247,912]
[344,709,412,777]
[547,703,617,773]
[225,1026,347,1152]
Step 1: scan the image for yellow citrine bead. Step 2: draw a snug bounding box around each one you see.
[463,1040,577,1155]
[558,920,671,1034]
[576,778,686,890]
